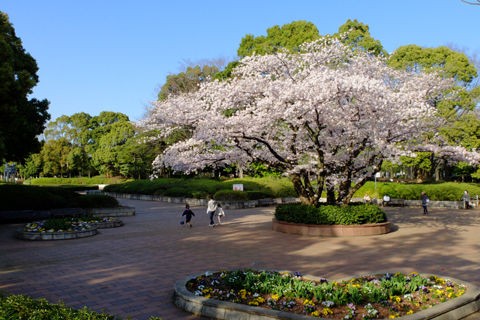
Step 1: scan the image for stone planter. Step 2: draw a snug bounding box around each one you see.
[272,218,391,237]
[174,272,480,320]
[93,219,124,229]
[16,227,98,241]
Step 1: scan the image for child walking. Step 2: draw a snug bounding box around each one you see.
[216,204,225,225]
[182,204,195,228]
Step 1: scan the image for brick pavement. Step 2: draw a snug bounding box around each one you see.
[0,199,479,320]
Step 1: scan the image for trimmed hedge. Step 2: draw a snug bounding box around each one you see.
[0,185,119,211]
[275,203,387,225]
[105,177,297,200]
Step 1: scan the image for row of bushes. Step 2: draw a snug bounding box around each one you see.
[105,178,480,202]
[0,185,119,211]
[26,176,126,186]
[104,177,297,200]
[0,293,161,320]
[275,203,388,225]
[374,182,480,201]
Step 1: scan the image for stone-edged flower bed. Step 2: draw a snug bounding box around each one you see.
[174,269,480,320]
[16,216,123,241]
[272,219,391,237]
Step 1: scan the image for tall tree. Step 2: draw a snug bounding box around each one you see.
[388,45,477,85]
[388,45,479,180]
[157,65,220,101]
[144,37,475,205]
[0,12,50,162]
[237,20,320,57]
[335,19,387,56]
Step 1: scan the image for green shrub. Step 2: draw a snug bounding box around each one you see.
[73,195,119,208]
[374,182,480,201]
[105,177,296,199]
[0,185,119,211]
[245,191,274,200]
[0,293,162,319]
[214,190,249,201]
[163,187,192,197]
[27,176,126,186]
[0,185,76,210]
[0,293,117,319]
[275,203,387,225]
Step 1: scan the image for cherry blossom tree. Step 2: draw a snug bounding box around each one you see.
[143,37,471,205]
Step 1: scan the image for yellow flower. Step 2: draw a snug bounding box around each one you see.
[406,310,414,315]
[322,307,333,316]
[239,289,247,299]
[271,293,279,301]
[311,310,320,317]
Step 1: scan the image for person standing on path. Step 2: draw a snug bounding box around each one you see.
[421,191,429,215]
[182,204,195,228]
[462,190,471,209]
[206,197,217,227]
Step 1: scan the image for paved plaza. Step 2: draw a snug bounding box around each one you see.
[1,199,479,320]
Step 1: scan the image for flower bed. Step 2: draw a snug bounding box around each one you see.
[16,216,123,240]
[175,269,480,320]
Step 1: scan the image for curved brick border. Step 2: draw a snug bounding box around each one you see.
[16,227,98,241]
[174,272,480,320]
[272,218,391,237]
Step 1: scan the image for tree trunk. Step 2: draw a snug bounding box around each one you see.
[291,172,323,206]
[326,186,335,204]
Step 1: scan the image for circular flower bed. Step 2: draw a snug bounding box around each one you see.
[16,216,123,240]
[181,269,472,319]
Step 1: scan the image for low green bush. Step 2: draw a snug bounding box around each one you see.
[214,190,249,201]
[27,176,126,186]
[73,195,119,208]
[275,203,387,225]
[376,182,480,201]
[0,293,162,320]
[0,185,119,211]
[105,177,296,200]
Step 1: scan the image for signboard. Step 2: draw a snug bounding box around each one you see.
[233,184,244,191]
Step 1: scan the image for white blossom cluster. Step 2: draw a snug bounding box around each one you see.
[142,38,470,202]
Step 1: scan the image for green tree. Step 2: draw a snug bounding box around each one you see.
[388,45,479,181]
[335,19,387,56]
[0,12,50,162]
[237,20,320,57]
[92,121,135,177]
[43,113,95,176]
[158,65,219,101]
[18,153,42,179]
[40,138,72,177]
[388,45,477,85]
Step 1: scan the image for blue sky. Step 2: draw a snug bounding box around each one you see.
[3,1,479,123]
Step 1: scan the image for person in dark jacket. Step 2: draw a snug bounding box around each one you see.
[421,192,429,215]
[182,204,195,228]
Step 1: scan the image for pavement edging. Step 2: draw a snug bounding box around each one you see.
[174,272,480,320]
